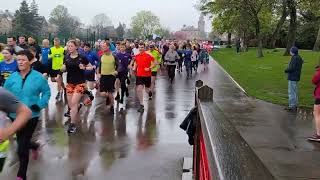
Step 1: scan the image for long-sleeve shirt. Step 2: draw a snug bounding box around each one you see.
[165,50,179,66]
[4,70,51,119]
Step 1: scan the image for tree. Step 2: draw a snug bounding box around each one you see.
[200,0,275,57]
[116,23,125,39]
[92,13,112,39]
[49,5,81,38]
[155,27,171,39]
[299,0,320,51]
[131,10,161,39]
[284,0,297,55]
[269,0,289,49]
[12,0,41,36]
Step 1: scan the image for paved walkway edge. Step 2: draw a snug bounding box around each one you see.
[211,56,248,95]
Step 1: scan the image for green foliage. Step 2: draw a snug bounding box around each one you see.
[212,48,320,108]
[131,10,161,39]
[49,5,81,38]
[154,27,171,39]
[12,0,43,37]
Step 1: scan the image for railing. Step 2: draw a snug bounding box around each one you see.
[193,80,275,180]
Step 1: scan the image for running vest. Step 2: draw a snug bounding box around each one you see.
[100,54,116,75]
[49,46,65,70]
[148,50,162,72]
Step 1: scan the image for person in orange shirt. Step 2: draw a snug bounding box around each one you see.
[133,43,157,113]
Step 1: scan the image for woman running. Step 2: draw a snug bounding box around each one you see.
[62,40,93,134]
[191,46,199,73]
[0,47,18,86]
[165,44,180,83]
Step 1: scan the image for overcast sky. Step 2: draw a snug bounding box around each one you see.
[2,0,212,32]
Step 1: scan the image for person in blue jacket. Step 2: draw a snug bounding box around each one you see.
[4,49,51,180]
[183,45,193,79]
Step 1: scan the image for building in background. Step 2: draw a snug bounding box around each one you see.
[172,15,206,40]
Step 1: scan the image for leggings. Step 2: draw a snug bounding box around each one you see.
[118,72,128,103]
[167,65,176,80]
[12,117,39,180]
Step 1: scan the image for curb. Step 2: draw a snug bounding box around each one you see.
[211,56,248,95]
[182,157,193,180]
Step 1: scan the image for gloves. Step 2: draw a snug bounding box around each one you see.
[30,104,40,112]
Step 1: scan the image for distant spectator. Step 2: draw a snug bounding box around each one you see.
[284,46,303,112]
[236,39,241,54]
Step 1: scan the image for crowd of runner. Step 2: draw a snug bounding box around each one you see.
[0,35,211,180]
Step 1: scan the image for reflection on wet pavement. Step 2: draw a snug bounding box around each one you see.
[1,70,194,180]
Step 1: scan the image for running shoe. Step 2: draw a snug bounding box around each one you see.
[115,93,120,101]
[55,92,61,101]
[148,92,153,100]
[119,103,124,111]
[16,177,23,180]
[110,106,114,114]
[137,105,144,113]
[64,109,70,118]
[67,123,77,134]
[307,134,320,142]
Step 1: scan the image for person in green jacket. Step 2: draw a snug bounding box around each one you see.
[148,44,161,94]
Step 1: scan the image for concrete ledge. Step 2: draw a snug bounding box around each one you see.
[182,157,193,180]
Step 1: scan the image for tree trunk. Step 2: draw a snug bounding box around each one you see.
[313,25,320,51]
[269,0,288,49]
[242,31,248,52]
[284,0,297,56]
[226,32,232,48]
[255,17,263,58]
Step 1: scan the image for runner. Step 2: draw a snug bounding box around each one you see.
[83,43,99,90]
[198,48,210,71]
[165,44,180,83]
[0,43,4,62]
[184,44,193,79]
[29,47,47,76]
[116,42,132,110]
[40,39,51,78]
[0,47,18,86]
[48,38,65,102]
[97,41,118,114]
[4,49,50,180]
[0,87,31,173]
[177,44,184,73]
[133,43,156,112]
[7,36,23,55]
[191,46,199,73]
[18,35,28,50]
[148,44,161,93]
[61,40,93,134]
[28,37,41,60]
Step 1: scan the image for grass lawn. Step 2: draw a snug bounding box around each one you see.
[212,48,320,108]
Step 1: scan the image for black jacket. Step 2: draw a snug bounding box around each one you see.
[180,107,197,145]
[285,55,303,81]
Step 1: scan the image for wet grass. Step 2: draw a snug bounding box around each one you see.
[212,48,320,108]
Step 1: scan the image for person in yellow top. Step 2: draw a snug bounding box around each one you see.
[147,44,162,94]
[0,43,4,62]
[48,38,65,101]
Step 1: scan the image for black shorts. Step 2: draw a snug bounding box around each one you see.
[85,72,95,82]
[100,75,116,93]
[315,99,320,105]
[49,69,62,78]
[43,64,51,74]
[151,71,157,77]
[136,76,151,88]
